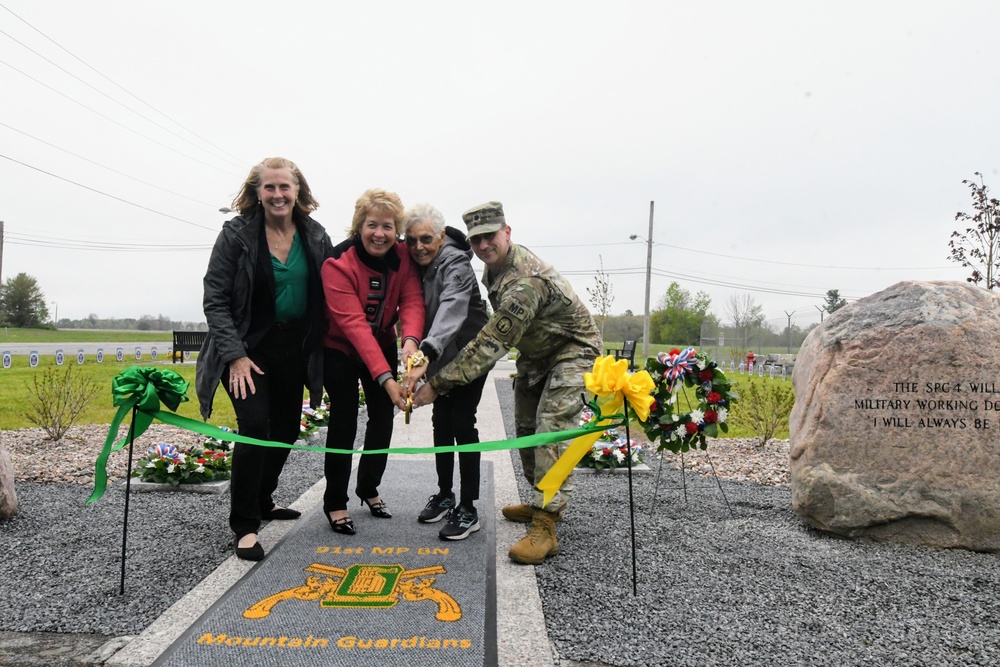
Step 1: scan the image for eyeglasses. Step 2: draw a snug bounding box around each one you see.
[469,231,498,245]
[405,234,436,247]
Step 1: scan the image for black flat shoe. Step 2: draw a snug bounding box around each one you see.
[262,506,301,520]
[327,512,356,535]
[360,496,392,519]
[234,537,265,561]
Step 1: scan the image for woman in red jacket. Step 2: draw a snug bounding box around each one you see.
[321,188,425,534]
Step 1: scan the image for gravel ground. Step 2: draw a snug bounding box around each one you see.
[494,379,1000,667]
[0,423,343,639]
[3,382,1000,666]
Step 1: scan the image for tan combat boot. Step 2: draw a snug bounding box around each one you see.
[508,511,559,564]
[501,503,563,523]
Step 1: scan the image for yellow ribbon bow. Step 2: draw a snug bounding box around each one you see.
[537,356,656,506]
[584,355,656,422]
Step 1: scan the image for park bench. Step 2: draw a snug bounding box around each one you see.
[172,330,207,363]
[761,353,795,377]
[605,339,637,371]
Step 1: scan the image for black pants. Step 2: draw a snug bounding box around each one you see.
[431,372,488,507]
[224,327,304,539]
[322,344,397,512]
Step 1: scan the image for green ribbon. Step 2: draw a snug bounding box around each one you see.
[87,366,189,503]
[88,365,624,504]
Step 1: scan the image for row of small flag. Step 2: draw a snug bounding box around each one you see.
[0,346,187,369]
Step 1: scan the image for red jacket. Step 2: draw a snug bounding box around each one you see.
[321,237,425,381]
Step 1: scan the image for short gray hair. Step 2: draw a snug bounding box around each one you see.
[403,203,446,235]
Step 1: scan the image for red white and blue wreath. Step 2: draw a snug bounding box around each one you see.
[638,346,738,453]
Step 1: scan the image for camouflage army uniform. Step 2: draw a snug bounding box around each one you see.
[429,243,602,512]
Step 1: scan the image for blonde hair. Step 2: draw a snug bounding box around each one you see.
[349,188,404,237]
[231,157,319,216]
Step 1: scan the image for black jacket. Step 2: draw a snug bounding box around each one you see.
[195,208,333,419]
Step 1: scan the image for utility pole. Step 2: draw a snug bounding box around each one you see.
[815,304,825,323]
[0,220,4,284]
[784,310,796,353]
[641,201,653,361]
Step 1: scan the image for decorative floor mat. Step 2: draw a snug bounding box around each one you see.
[153,460,496,667]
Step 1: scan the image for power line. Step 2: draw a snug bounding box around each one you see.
[0,57,241,177]
[6,231,212,252]
[562,264,865,301]
[530,241,635,248]
[7,239,211,252]
[652,241,953,271]
[561,265,853,299]
[0,121,220,209]
[649,267,863,300]
[0,26,244,170]
[0,152,218,232]
[0,1,247,167]
[551,239,952,272]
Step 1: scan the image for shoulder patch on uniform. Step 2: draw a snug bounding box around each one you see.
[495,316,514,335]
[503,301,529,320]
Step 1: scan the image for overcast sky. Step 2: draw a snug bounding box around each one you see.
[1,1,996,332]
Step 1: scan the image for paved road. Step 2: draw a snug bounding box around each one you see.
[0,341,172,357]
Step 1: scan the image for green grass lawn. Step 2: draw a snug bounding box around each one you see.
[0,358,241,430]
[2,338,793,441]
[0,328,173,344]
[684,373,792,440]
[601,343,795,440]
[619,376,792,441]
[603,341,797,372]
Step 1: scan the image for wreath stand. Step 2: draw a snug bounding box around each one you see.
[118,405,139,595]
[649,448,734,518]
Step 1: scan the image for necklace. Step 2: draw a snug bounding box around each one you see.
[267,225,293,251]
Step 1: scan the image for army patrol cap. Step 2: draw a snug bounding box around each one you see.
[462,201,506,237]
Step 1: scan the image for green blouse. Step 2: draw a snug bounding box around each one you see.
[272,232,308,322]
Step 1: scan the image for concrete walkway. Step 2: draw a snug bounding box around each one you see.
[102,361,556,667]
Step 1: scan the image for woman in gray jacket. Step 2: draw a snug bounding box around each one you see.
[401,203,491,540]
[196,157,332,560]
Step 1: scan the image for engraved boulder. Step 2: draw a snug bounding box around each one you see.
[790,280,1000,551]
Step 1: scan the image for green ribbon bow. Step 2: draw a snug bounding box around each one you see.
[87,366,189,503]
[88,365,626,504]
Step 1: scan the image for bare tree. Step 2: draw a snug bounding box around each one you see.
[948,172,1000,290]
[586,255,614,338]
[726,293,764,348]
[23,366,99,441]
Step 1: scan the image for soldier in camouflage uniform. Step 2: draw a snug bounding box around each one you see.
[411,201,601,564]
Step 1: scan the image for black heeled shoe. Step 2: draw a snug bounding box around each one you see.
[360,496,392,519]
[234,536,265,561]
[327,512,356,535]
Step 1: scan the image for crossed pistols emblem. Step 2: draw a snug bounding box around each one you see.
[244,563,462,622]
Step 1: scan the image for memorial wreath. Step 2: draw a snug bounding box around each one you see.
[638,346,739,453]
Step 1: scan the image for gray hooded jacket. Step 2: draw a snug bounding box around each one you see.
[418,226,490,375]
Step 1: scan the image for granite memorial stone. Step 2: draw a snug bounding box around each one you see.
[790,280,1000,551]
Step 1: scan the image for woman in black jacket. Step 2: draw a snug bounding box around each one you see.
[196,157,333,561]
